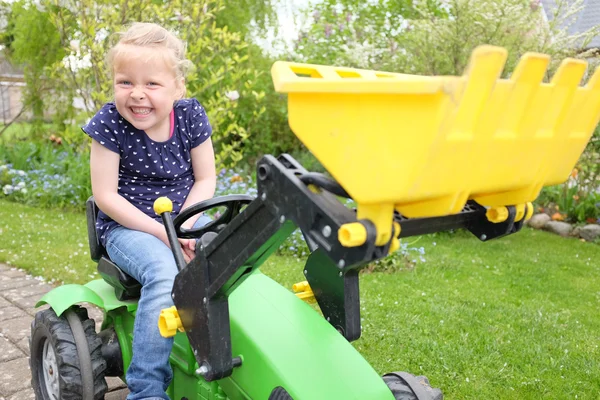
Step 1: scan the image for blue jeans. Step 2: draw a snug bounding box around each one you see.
[105,215,212,400]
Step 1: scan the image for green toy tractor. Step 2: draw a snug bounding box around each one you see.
[28,162,448,399]
[28,46,600,399]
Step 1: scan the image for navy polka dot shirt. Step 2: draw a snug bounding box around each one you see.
[82,98,212,246]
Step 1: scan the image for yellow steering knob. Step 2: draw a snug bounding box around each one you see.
[154,197,173,215]
[158,306,184,338]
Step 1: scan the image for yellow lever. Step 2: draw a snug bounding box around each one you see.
[154,196,173,215]
[158,306,184,338]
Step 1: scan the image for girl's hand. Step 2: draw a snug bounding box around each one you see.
[156,230,194,263]
[178,219,199,263]
[179,238,196,263]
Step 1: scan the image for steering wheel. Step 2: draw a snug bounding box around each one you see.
[173,194,254,239]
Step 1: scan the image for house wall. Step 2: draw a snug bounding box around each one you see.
[0,74,66,124]
[0,77,27,124]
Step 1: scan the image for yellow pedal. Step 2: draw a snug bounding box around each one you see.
[292,281,316,304]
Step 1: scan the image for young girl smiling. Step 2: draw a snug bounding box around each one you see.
[83,22,216,400]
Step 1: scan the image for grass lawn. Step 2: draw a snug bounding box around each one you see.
[0,199,598,399]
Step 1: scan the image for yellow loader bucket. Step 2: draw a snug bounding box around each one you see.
[271,45,600,245]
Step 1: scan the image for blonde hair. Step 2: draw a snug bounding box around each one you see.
[107,22,193,81]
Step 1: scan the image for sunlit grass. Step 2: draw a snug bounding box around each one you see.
[0,199,96,284]
[1,199,599,398]
[261,229,600,399]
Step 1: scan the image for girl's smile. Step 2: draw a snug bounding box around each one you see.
[130,107,152,116]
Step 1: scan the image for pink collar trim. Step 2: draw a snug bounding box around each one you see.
[169,110,175,139]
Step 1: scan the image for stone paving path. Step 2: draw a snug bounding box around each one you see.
[0,262,129,399]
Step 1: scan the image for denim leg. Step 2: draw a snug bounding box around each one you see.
[105,215,212,400]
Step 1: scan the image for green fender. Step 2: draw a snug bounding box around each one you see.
[36,279,137,316]
[222,271,395,400]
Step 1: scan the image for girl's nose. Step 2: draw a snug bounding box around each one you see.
[130,87,145,100]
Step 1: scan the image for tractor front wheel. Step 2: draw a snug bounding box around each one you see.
[383,371,443,400]
[30,306,108,400]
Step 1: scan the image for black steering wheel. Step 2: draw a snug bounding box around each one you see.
[173,194,254,239]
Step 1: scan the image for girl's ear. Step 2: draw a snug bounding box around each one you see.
[178,78,186,99]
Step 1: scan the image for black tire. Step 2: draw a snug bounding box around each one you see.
[29,306,108,400]
[269,386,294,399]
[383,372,443,400]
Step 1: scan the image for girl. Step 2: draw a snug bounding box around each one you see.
[82,22,216,400]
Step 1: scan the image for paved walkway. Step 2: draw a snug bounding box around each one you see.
[0,263,128,399]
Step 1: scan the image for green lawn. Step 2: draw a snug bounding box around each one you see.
[0,199,598,399]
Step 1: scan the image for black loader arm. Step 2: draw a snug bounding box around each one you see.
[164,154,529,381]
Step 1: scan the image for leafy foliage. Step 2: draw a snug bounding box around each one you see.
[292,0,599,74]
[395,0,599,76]
[2,0,275,168]
[291,0,444,68]
[536,126,600,224]
[1,3,65,136]
[0,143,91,210]
[213,0,278,37]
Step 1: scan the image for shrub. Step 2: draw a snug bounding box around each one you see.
[2,0,270,170]
[292,0,599,75]
[0,141,91,210]
[535,125,600,224]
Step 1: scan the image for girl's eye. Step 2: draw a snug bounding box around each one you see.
[148,82,159,87]
[118,80,131,86]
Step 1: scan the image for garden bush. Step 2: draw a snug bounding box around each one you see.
[0,0,280,167]
[535,126,600,224]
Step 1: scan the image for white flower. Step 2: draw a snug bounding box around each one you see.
[225,90,240,101]
[3,185,14,195]
[95,29,109,43]
[63,52,92,71]
[69,40,80,52]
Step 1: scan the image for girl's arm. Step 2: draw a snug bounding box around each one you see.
[90,140,170,245]
[178,138,217,259]
[179,138,217,229]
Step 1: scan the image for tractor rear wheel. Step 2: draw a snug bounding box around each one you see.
[30,306,108,400]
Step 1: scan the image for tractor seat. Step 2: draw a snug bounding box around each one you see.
[86,197,141,301]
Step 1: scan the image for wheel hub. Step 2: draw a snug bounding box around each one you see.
[42,339,60,399]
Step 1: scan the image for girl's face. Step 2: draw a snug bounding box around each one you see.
[113,45,184,140]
